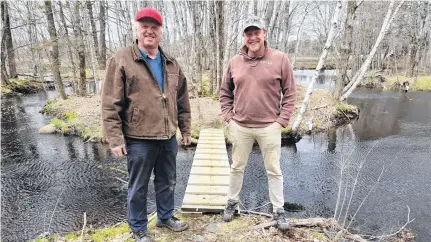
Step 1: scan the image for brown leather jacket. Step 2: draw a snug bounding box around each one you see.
[101,42,191,148]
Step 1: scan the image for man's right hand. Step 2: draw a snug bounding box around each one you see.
[111,144,127,157]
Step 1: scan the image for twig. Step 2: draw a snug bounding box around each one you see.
[240,210,273,218]
[310,104,328,110]
[148,212,157,223]
[47,186,66,233]
[121,232,133,242]
[369,205,415,240]
[347,165,385,229]
[342,141,380,227]
[113,176,128,184]
[80,212,87,242]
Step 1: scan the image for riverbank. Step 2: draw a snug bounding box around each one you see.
[34,213,413,242]
[360,72,431,91]
[39,85,358,144]
[1,78,44,96]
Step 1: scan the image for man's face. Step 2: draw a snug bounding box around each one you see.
[243,26,266,53]
[136,18,162,49]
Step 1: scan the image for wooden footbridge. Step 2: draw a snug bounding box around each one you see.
[181,129,230,212]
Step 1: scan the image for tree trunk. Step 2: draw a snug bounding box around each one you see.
[263,0,275,34]
[73,1,87,96]
[86,1,100,63]
[406,1,429,77]
[85,1,99,94]
[334,1,358,99]
[209,0,216,95]
[27,2,45,83]
[44,0,67,99]
[215,0,224,94]
[59,1,78,94]
[341,0,406,101]
[292,4,311,69]
[1,1,17,78]
[253,0,258,15]
[292,0,342,131]
[1,28,9,84]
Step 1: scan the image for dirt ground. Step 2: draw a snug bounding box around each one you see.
[35,213,414,242]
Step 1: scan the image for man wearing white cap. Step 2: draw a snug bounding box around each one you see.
[220,15,297,230]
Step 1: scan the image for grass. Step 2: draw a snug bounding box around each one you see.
[89,223,131,242]
[385,75,431,91]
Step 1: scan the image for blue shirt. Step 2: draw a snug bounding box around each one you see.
[139,49,164,92]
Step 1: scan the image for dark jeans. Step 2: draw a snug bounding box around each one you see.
[125,136,177,233]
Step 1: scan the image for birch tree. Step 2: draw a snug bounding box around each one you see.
[340,0,406,101]
[292,0,342,131]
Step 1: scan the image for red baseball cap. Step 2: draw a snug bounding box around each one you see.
[135,8,162,26]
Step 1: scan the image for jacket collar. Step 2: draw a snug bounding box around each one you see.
[132,40,174,63]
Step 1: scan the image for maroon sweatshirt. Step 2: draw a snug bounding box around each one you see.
[220,44,296,128]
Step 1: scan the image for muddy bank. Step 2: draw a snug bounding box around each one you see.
[34,213,413,242]
[39,85,358,144]
[1,78,44,96]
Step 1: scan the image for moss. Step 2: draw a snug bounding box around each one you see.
[40,100,56,114]
[311,231,328,241]
[89,223,130,242]
[64,233,80,241]
[2,78,43,94]
[50,118,72,134]
[33,239,50,242]
[65,112,78,123]
[220,218,249,231]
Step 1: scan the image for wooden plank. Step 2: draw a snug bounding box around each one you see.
[191,159,230,167]
[197,142,226,147]
[199,133,225,136]
[182,128,229,212]
[185,185,228,195]
[198,137,225,141]
[194,149,227,156]
[181,205,225,213]
[190,166,230,176]
[187,175,230,186]
[196,140,226,145]
[182,194,227,206]
[194,153,229,160]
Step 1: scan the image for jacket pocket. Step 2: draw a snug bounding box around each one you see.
[130,107,139,127]
[167,74,179,95]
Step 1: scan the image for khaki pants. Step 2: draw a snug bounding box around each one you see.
[227,121,284,210]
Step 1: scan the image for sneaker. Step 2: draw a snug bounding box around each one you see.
[223,199,238,222]
[133,230,150,242]
[156,216,189,232]
[274,208,290,230]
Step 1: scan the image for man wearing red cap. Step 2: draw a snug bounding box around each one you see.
[102,7,191,242]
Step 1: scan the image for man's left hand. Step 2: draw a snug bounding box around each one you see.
[271,122,283,129]
[181,135,192,146]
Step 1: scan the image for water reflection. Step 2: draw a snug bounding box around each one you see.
[293,69,336,90]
